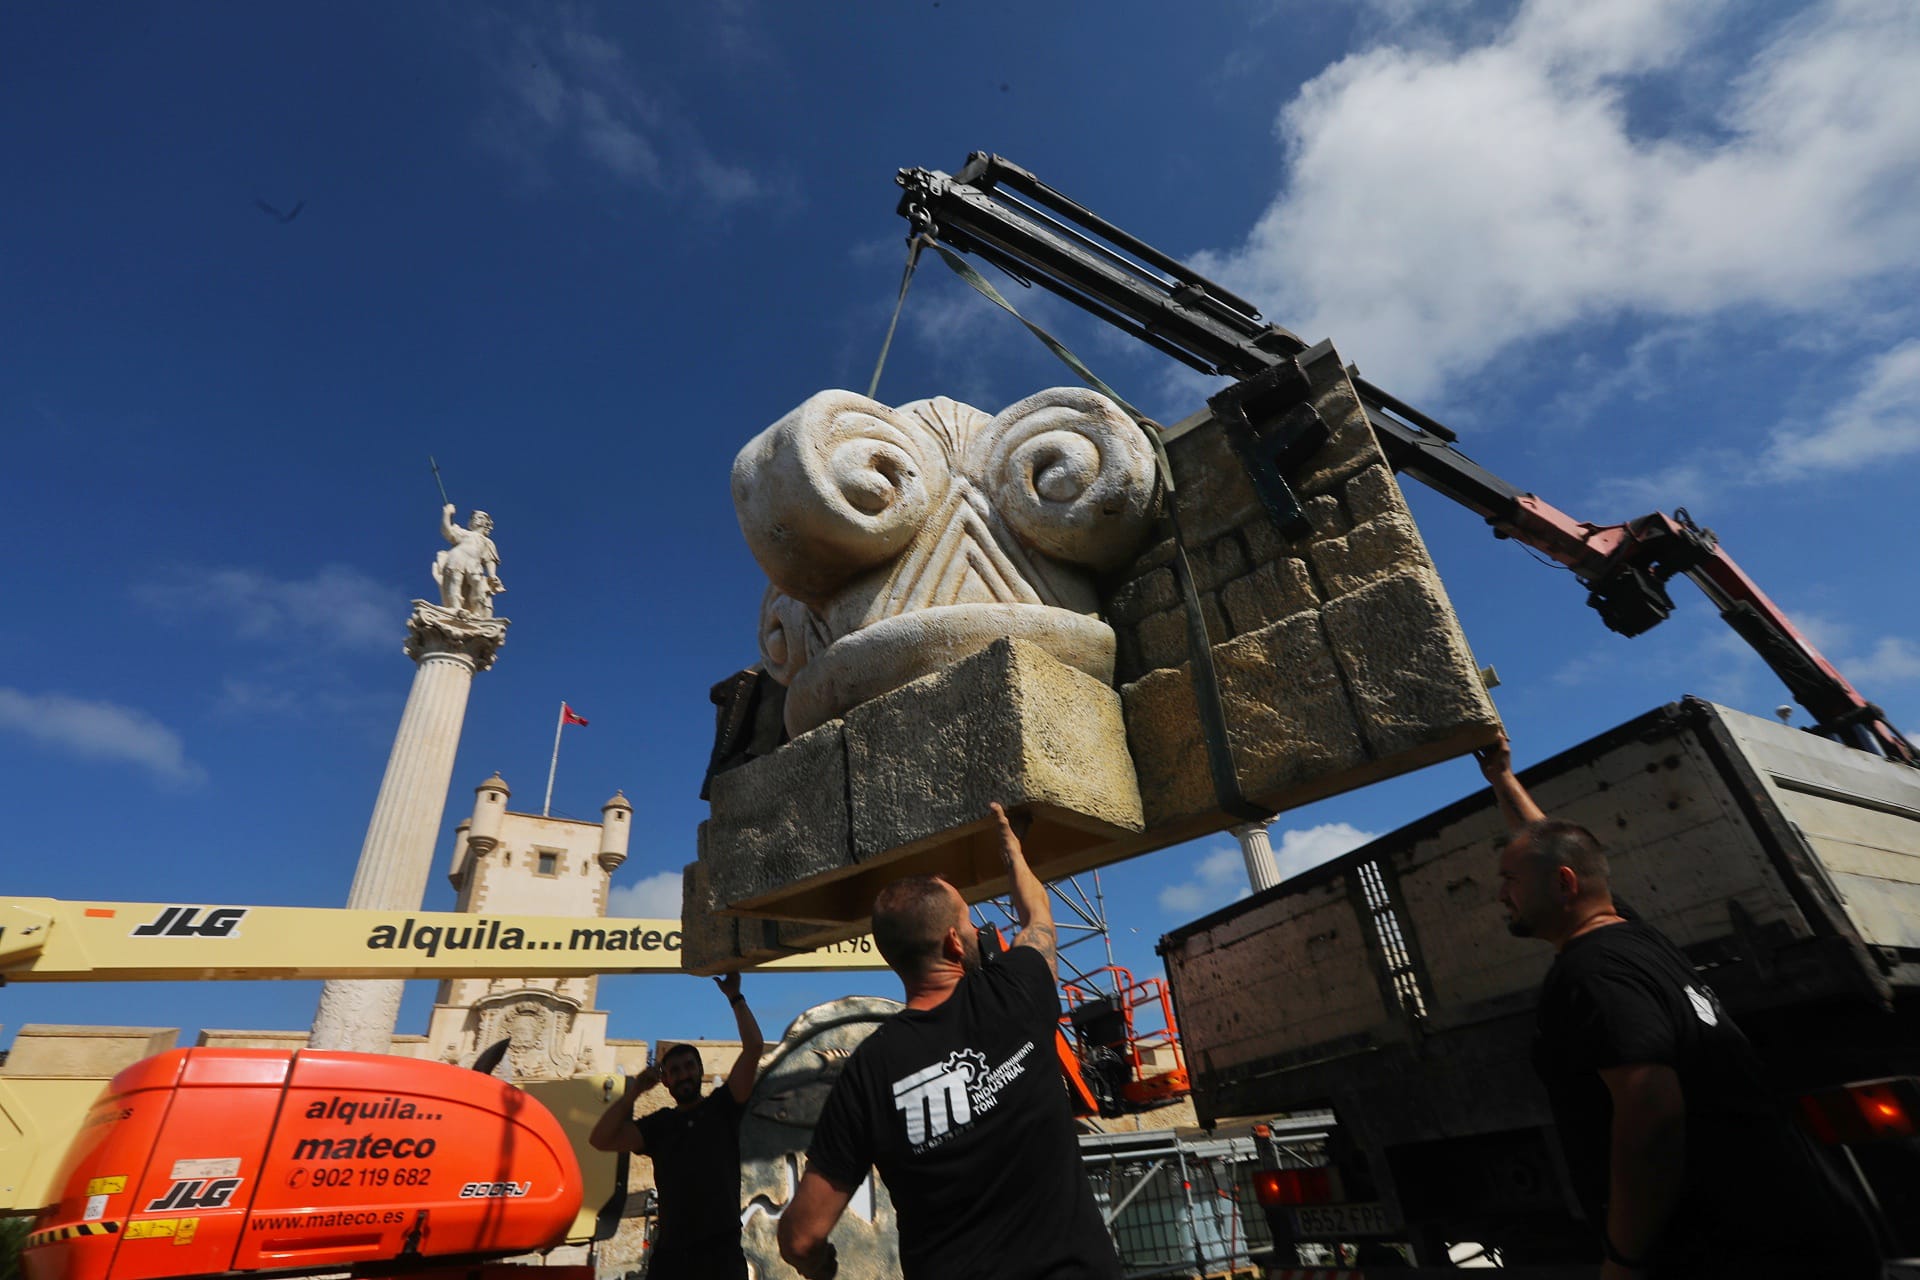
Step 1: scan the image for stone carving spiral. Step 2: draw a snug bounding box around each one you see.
[734,388,1158,736]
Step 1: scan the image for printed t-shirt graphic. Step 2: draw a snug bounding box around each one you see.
[807,946,1121,1280]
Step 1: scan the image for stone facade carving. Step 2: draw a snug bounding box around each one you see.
[473,993,580,1082]
[733,388,1159,736]
[435,504,504,617]
[404,601,508,670]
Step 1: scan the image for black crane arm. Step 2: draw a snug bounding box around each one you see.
[894,154,1915,765]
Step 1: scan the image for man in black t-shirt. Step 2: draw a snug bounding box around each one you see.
[588,973,764,1280]
[1478,736,1877,1279]
[779,803,1122,1280]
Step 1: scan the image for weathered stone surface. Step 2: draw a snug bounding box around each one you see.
[1304,492,1348,538]
[1307,507,1426,597]
[1290,359,1379,500]
[1322,565,1499,758]
[679,855,739,975]
[1167,416,1263,545]
[741,999,904,1280]
[705,718,850,910]
[1124,610,1370,828]
[1344,463,1402,525]
[1108,566,1178,623]
[1191,531,1250,593]
[845,638,1143,862]
[1136,606,1192,673]
[1221,555,1320,636]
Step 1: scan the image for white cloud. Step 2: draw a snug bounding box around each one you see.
[1761,339,1920,476]
[1158,845,1250,915]
[1272,821,1380,877]
[480,11,761,207]
[1158,821,1378,915]
[607,870,683,919]
[1200,0,1920,398]
[134,564,398,652]
[0,687,205,786]
[1848,637,1920,686]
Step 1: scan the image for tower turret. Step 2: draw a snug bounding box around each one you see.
[598,790,632,871]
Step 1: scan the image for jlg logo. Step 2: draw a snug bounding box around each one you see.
[130,907,247,939]
[145,1178,243,1212]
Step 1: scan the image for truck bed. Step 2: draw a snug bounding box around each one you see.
[1160,698,1920,1248]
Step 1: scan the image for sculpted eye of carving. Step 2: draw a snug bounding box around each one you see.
[1020,433,1101,504]
[975,391,1158,571]
[833,439,920,515]
[759,588,822,687]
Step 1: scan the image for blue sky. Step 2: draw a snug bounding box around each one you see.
[5,0,1917,1052]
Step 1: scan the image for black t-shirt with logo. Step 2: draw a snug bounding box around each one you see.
[636,1085,744,1251]
[1533,919,1876,1276]
[806,946,1121,1280]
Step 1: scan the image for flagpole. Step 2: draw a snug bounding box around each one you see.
[543,702,565,817]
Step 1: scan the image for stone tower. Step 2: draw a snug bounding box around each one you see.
[422,778,634,1079]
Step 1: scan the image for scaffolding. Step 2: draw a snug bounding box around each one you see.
[1080,1124,1325,1278]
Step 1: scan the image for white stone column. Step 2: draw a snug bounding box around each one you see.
[1232,821,1281,894]
[310,601,507,1053]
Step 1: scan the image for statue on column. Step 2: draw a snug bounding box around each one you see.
[435,505,504,618]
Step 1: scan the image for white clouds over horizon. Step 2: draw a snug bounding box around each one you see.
[0,687,206,786]
[607,870,684,919]
[1202,0,1920,402]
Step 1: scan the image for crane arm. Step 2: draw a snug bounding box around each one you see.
[0,897,884,982]
[894,155,1914,765]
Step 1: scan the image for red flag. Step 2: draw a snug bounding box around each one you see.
[562,703,589,727]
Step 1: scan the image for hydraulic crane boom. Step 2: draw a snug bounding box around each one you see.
[895,153,1915,765]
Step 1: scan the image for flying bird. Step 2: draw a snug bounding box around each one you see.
[254,198,305,224]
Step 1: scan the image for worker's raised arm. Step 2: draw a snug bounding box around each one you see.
[778,1165,851,1280]
[717,972,763,1104]
[1475,733,1547,832]
[991,802,1056,976]
[587,1064,658,1154]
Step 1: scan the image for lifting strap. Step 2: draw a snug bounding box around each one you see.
[878,236,1275,825]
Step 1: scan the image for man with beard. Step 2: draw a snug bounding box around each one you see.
[779,803,1122,1280]
[1478,735,1877,1278]
[590,973,763,1280]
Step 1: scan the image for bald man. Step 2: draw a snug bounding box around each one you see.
[779,804,1120,1280]
[1480,736,1876,1279]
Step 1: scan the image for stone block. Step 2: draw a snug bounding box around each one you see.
[1107,567,1177,624]
[1304,493,1349,538]
[1344,463,1402,524]
[845,638,1143,862]
[1308,507,1427,597]
[679,856,741,975]
[710,639,1144,927]
[1123,611,1369,829]
[1221,556,1320,636]
[705,718,851,913]
[1189,532,1249,593]
[1167,417,1263,545]
[1321,565,1501,758]
[1136,606,1192,673]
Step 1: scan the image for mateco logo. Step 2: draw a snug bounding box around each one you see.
[891,1050,986,1148]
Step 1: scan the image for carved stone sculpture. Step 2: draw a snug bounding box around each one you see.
[435,504,504,618]
[733,388,1159,736]
[739,997,904,1280]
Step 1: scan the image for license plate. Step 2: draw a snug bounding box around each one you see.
[1290,1202,1393,1237]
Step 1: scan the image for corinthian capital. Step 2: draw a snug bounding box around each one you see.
[405,600,510,670]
